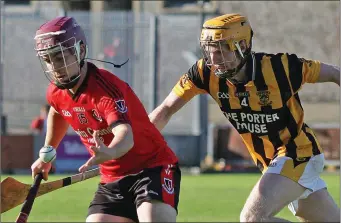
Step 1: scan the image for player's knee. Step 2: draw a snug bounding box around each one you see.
[240,210,255,222]
[240,208,266,222]
[86,214,100,222]
[137,200,176,222]
[86,214,134,223]
[86,214,108,222]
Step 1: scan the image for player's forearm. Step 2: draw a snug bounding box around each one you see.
[334,68,340,86]
[44,108,69,149]
[318,63,340,86]
[149,105,172,131]
[328,64,340,86]
[107,125,134,159]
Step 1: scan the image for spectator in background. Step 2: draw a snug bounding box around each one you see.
[98,37,124,64]
[226,127,251,160]
[104,37,121,59]
[98,36,129,81]
[30,104,50,134]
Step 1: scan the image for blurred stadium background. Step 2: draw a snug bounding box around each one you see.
[0,1,339,221]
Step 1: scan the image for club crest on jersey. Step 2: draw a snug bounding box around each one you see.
[91,109,103,122]
[115,100,128,113]
[256,90,272,106]
[299,58,313,67]
[162,178,174,194]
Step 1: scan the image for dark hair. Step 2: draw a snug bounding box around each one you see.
[44,104,51,112]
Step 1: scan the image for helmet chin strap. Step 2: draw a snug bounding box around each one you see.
[214,54,249,79]
[53,57,129,90]
[54,74,81,89]
[214,41,252,80]
[52,38,130,90]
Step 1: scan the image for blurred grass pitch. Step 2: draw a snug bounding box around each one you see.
[1,173,339,222]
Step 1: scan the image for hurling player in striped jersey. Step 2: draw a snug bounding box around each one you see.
[150,13,340,222]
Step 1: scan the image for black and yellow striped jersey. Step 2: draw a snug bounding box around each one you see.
[173,52,323,173]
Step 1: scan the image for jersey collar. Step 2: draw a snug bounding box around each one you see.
[68,62,93,100]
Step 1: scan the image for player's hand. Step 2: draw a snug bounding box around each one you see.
[31,158,52,181]
[79,130,112,172]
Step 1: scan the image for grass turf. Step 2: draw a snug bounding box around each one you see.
[1,173,339,222]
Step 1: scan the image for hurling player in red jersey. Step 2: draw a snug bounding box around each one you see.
[30,16,181,223]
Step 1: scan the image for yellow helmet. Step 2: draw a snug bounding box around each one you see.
[200,13,254,79]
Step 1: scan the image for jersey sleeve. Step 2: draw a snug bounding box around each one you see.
[285,53,321,93]
[172,59,208,102]
[97,88,131,127]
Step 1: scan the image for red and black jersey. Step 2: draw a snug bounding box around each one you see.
[47,62,178,183]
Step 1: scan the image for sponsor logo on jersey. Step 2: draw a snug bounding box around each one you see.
[235,91,250,98]
[73,107,85,112]
[62,110,72,117]
[91,109,103,122]
[217,92,230,99]
[222,111,280,134]
[269,160,277,167]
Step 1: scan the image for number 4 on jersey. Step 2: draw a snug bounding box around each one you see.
[241,97,248,106]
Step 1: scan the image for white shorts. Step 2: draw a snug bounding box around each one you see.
[265,154,327,215]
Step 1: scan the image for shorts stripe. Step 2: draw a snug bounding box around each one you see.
[279,158,308,182]
[160,165,175,207]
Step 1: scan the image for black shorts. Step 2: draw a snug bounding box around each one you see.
[87,163,181,222]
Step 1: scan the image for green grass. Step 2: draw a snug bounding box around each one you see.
[1,173,339,222]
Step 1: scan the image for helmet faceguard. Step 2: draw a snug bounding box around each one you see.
[35,37,88,89]
[34,16,88,89]
[199,14,253,79]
